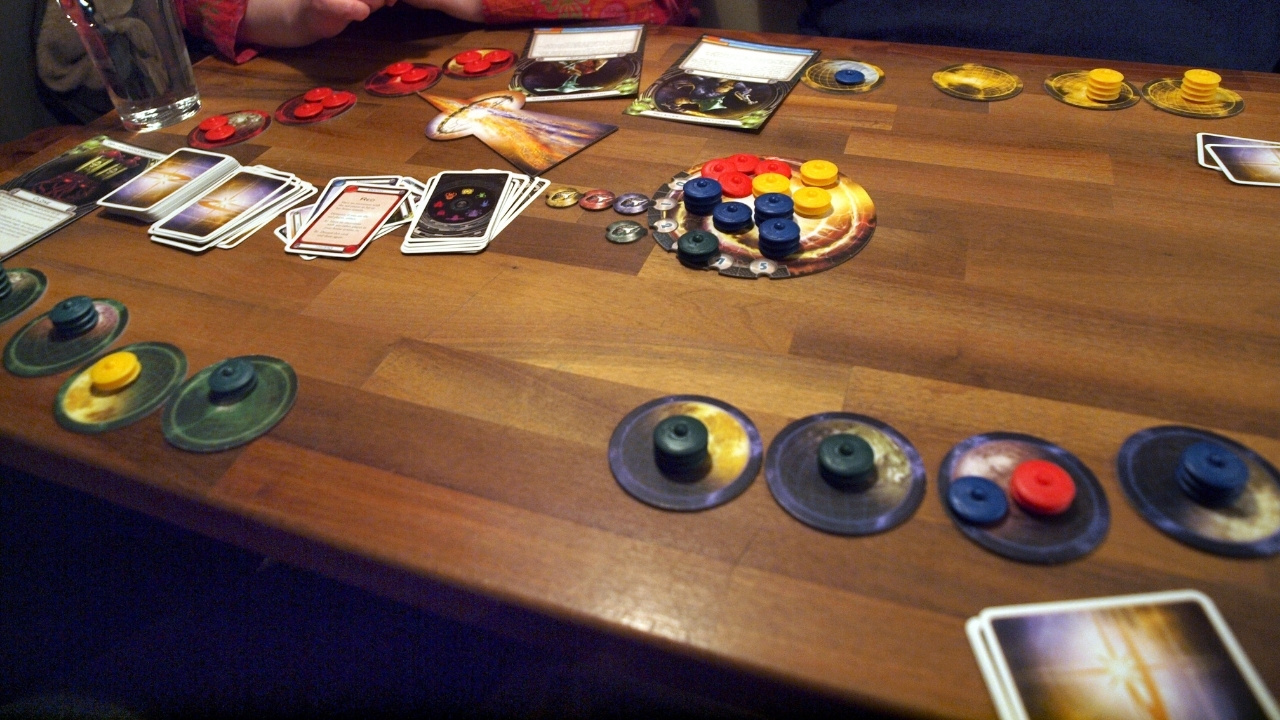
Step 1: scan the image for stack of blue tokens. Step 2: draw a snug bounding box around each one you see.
[682,178,722,216]
[1176,441,1249,507]
[754,193,793,224]
[947,476,1008,525]
[757,218,801,259]
[712,201,753,234]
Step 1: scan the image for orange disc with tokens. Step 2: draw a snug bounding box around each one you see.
[198,115,228,131]
[384,61,413,76]
[719,171,753,198]
[321,91,355,109]
[293,102,323,118]
[731,153,759,175]
[455,50,483,64]
[700,158,734,180]
[484,49,512,63]
[463,59,491,74]
[303,87,333,102]
[203,124,236,141]
[756,159,792,178]
[1010,459,1076,515]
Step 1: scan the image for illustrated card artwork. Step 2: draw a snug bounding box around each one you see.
[153,171,288,242]
[98,149,229,211]
[409,171,511,242]
[421,91,617,175]
[625,34,818,131]
[1196,133,1280,171]
[510,25,645,102]
[1206,144,1280,186]
[287,185,408,257]
[969,590,1279,720]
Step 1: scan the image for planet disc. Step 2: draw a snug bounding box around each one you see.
[54,342,187,434]
[1140,78,1244,119]
[609,395,762,511]
[0,267,47,325]
[4,298,128,377]
[801,60,886,94]
[1043,70,1140,110]
[932,63,1023,101]
[938,433,1109,563]
[162,355,297,453]
[765,412,926,535]
[1117,426,1280,557]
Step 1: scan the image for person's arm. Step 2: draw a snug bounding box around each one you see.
[400,0,692,25]
[177,0,391,63]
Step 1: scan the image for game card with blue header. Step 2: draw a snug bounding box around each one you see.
[509,25,645,102]
[625,34,818,130]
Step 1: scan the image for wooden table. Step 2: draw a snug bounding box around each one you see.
[3,23,1279,719]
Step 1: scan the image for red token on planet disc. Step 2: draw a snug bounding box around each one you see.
[731,153,760,175]
[756,159,792,178]
[384,61,413,76]
[400,67,429,83]
[700,158,734,181]
[321,91,355,109]
[455,50,482,64]
[303,87,333,102]
[203,124,235,141]
[1009,460,1076,515]
[718,171,753,198]
[198,115,228,131]
[484,49,512,63]
[293,102,323,118]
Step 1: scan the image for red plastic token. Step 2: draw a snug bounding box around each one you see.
[700,158,734,181]
[455,50,483,64]
[483,49,512,63]
[203,124,236,141]
[400,67,429,83]
[756,159,792,178]
[303,87,333,102]
[462,59,492,74]
[731,153,760,175]
[198,115,228,131]
[1009,460,1076,515]
[718,171,753,198]
[321,91,355,109]
[384,61,413,76]
[293,102,324,118]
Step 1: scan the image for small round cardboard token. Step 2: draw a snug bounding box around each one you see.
[545,187,583,208]
[579,189,615,211]
[605,220,646,244]
[652,197,678,212]
[652,218,679,233]
[612,193,651,215]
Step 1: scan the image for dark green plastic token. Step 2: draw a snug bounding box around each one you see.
[818,433,877,489]
[4,298,128,377]
[677,230,720,266]
[162,355,297,453]
[208,357,259,401]
[49,296,99,337]
[653,414,709,473]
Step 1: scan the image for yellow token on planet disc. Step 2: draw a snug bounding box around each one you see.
[752,172,791,197]
[1085,68,1124,101]
[90,351,141,392]
[793,186,833,217]
[1180,68,1222,103]
[800,159,839,188]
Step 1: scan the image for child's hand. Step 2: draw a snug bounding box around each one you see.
[239,0,394,47]
[396,0,484,23]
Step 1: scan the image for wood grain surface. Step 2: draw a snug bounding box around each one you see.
[3,23,1279,719]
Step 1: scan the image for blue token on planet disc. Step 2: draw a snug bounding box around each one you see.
[948,475,1008,525]
[835,69,866,86]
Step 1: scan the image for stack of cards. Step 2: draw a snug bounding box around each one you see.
[279,175,426,259]
[967,590,1279,720]
[97,148,240,221]
[402,170,547,254]
[1198,133,1280,187]
[148,168,315,253]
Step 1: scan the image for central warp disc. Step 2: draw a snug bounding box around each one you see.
[54,342,187,434]
[1117,426,1280,558]
[938,432,1109,563]
[765,412,926,535]
[4,298,128,377]
[609,395,762,511]
[162,355,297,453]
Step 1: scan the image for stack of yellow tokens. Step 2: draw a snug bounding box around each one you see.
[90,351,141,392]
[1180,69,1221,103]
[1085,68,1124,102]
[799,159,839,188]
[793,187,832,218]
[752,173,791,197]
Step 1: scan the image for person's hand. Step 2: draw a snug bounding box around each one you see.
[239,0,394,48]
[395,0,484,23]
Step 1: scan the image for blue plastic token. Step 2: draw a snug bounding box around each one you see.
[835,68,866,86]
[754,192,794,223]
[1177,441,1249,506]
[712,201,753,233]
[948,475,1008,525]
[683,177,722,215]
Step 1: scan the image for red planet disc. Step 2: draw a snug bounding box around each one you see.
[1009,460,1076,515]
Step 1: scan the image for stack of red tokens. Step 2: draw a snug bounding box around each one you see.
[274,86,357,124]
[446,48,515,78]
[364,60,441,96]
[699,153,797,199]
[198,115,235,142]
[187,110,270,149]
[1009,460,1076,515]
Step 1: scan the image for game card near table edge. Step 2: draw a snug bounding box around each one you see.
[509,25,646,102]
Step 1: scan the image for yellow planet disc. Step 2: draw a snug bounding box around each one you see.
[90,351,141,392]
[793,186,832,217]
[800,160,839,188]
[752,173,791,197]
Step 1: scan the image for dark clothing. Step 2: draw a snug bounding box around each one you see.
[798,0,1280,73]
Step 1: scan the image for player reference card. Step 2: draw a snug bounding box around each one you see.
[624,34,818,130]
[966,590,1279,720]
[510,25,645,102]
[0,136,162,259]
[286,185,409,258]
[1205,144,1280,187]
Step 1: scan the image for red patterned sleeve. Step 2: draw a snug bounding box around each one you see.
[177,0,258,64]
[482,0,692,25]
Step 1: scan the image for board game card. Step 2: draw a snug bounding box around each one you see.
[405,171,513,247]
[970,590,1279,720]
[99,148,238,220]
[1206,144,1280,186]
[287,185,409,258]
[151,169,291,245]
[625,34,818,131]
[0,136,163,258]
[1197,133,1280,170]
[510,25,646,102]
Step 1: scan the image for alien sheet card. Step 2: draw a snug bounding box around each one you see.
[510,25,645,102]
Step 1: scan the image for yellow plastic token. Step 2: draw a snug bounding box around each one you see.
[751,172,792,197]
[792,186,832,217]
[799,159,839,188]
[1180,69,1221,103]
[89,351,141,393]
[1085,68,1124,102]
